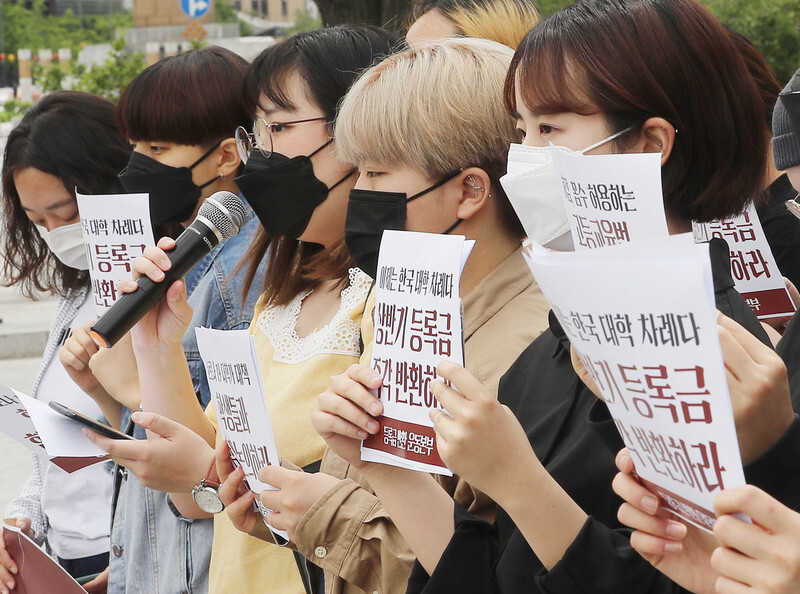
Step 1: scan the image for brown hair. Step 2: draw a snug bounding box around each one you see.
[1,91,131,297]
[241,25,400,306]
[117,46,250,148]
[505,0,768,223]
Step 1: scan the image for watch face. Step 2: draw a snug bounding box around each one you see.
[193,485,225,514]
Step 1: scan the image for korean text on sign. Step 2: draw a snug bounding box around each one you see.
[523,234,746,532]
[693,203,794,320]
[76,192,155,316]
[195,328,287,540]
[551,149,668,250]
[361,230,474,476]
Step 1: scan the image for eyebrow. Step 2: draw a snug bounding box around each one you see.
[22,197,76,212]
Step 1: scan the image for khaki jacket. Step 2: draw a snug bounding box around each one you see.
[293,247,551,594]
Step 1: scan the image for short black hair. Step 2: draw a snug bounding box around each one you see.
[117,46,250,147]
[243,25,401,125]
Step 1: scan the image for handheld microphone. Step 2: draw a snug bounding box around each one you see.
[90,191,247,348]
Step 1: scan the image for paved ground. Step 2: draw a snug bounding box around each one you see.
[0,357,41,515]
[0,269,56,516]
[0,119,52,514]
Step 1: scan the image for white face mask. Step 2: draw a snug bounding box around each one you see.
[35,222,90,270]
[500,127,634,249]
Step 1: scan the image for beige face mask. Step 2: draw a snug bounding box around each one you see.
[35,221,89,270]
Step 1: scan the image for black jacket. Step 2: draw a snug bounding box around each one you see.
[406,239,795,594]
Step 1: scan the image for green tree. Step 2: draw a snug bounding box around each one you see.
[526,1,800,86]
[69,35,146,101]
[702,0,800,84]
[3,0,132,57]
[286,9,322,35]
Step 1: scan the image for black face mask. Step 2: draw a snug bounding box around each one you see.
[344,172,462,278]
[236,140,352,239]
[118,141,221,226]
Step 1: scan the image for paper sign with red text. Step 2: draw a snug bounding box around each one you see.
[76,191,155,316]
[361,230,474,475]
[0,385,106,472]
[195,327,288,542]
[551,149,668,250]
[523,234,745,532]
[692,203,795,319]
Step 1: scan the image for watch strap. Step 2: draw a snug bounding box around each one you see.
[202,458,221,489]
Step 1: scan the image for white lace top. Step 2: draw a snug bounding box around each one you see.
[254,268,372,364]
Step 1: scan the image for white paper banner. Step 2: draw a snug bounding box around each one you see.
[195,327,287,541]
[76,192,155,316]
[361,230,474,475]
[693,203,795,319]
[552,149,669,250]
[523,235,745,532]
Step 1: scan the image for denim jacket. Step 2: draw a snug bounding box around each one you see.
[108,210,267,594]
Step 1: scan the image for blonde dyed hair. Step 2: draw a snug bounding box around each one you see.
[448,0,540,49]
[410,0,541,49]
[336,37,516,181]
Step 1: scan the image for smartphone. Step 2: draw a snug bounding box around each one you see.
[48,401,134,440]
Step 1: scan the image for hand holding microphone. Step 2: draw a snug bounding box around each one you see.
[90,191,247,348]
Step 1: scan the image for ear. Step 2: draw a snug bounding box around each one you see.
[630,117,675,166]
[216,138,242,178]
[455,167,492,221]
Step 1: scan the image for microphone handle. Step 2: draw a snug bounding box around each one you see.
[90,225,216,348]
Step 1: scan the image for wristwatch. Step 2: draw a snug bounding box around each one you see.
[191,459,225,514]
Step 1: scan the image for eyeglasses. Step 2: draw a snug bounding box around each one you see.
[235,116,328,163]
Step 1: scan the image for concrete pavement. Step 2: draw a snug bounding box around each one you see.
[0,285,54,514]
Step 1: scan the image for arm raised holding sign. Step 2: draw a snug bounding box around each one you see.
[116,239,217,444]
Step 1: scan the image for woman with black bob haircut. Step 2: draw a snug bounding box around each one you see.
[1,90,131,591]
[59,46,269,594]
[310,1,795,593]
[87,25,400,593]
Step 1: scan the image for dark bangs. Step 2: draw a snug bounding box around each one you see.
[244,26,401,123]
[117,46,249,146]
[243,42,301,116]
[504,24,600,118]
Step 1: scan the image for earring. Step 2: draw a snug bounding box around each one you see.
[467,175,485,196]
[658,142,663,147]
[220,173,227,180]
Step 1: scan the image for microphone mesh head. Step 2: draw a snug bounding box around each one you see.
[197,191,248,240]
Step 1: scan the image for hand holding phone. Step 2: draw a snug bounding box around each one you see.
[48,401,134,440]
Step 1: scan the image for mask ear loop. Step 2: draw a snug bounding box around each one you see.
[188,139,224,169]
[327,168,357,192]
[406,170,462,203]
[308,137,335,159]
[578,125,636,154]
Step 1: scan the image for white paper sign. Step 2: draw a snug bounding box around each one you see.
[552,149,669,250]
[19,393,109,457]
[360,230,474,476]
[76,192,155,316]
[0,385,108,472]
[195,328,287,541]
[523,235,746,532]
[692,203,795,319]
